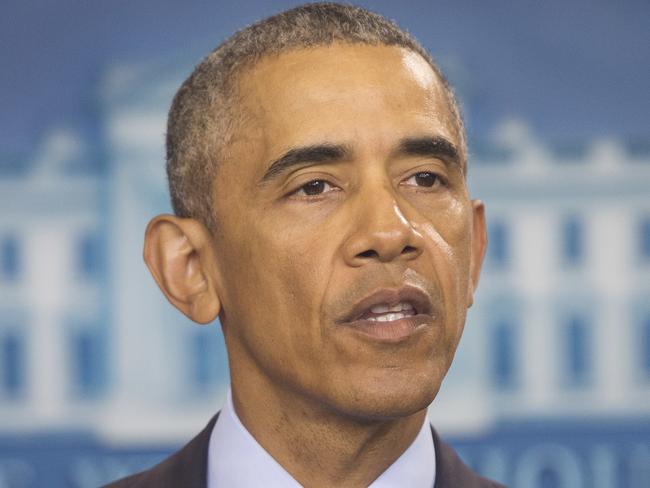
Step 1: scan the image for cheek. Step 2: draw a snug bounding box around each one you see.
[417,200,473,323]
[220,218,332,360]
[441,200,474,272]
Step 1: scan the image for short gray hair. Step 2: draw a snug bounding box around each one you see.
[166,2,465,230]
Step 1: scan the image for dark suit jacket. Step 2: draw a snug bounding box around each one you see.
[104,414,505,488]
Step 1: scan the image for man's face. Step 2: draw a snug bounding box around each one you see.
[211,43,485,419]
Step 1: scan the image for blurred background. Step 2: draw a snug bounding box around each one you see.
[1,0,649,486]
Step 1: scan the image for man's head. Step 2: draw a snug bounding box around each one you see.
[145,3,486,421]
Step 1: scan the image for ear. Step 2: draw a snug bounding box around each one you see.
[143,214,221,324]
[467,200,487,308]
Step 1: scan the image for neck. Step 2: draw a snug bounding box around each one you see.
[230,377,427,488]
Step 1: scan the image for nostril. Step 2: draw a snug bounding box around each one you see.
[358,249,379,259]
[402,245,417,255]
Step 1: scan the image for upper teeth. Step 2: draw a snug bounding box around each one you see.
[368,312,409,322]
[370,302,414,314]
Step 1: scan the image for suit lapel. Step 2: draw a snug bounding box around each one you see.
[143,413,218,488]
[431,425,501,487]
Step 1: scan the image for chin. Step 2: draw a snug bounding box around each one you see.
[328,371,442,421]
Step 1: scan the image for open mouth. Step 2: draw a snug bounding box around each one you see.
[342,285,433,323]
[338,286,434,342]
[358,301,417,322]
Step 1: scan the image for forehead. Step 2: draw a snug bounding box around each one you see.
[229,43,460,169]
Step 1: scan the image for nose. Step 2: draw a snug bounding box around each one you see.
[342,186,425,267]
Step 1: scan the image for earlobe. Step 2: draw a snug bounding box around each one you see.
[467,200,487,308]
[143,214,221,324]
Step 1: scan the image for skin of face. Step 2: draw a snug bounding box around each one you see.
[208,43,486,424]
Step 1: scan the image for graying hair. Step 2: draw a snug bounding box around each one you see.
[166,2,466,230]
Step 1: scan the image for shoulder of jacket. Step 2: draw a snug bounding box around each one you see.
[101,413,219,488]
[431,425,508,488]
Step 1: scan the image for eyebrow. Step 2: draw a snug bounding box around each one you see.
[261,143,350,182]
[260,136,462,183]
[396,136,462,169]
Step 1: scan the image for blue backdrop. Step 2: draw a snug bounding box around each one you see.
[0,1,649,487]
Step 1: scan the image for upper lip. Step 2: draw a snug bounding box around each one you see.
[337,285,434,324]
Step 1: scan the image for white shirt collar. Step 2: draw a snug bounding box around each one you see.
[208,389,436,487]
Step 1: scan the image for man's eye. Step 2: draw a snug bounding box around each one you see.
[295,180,336,196]
[405,172,442,188]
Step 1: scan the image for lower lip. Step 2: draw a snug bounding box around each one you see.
[342,314,431,343]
